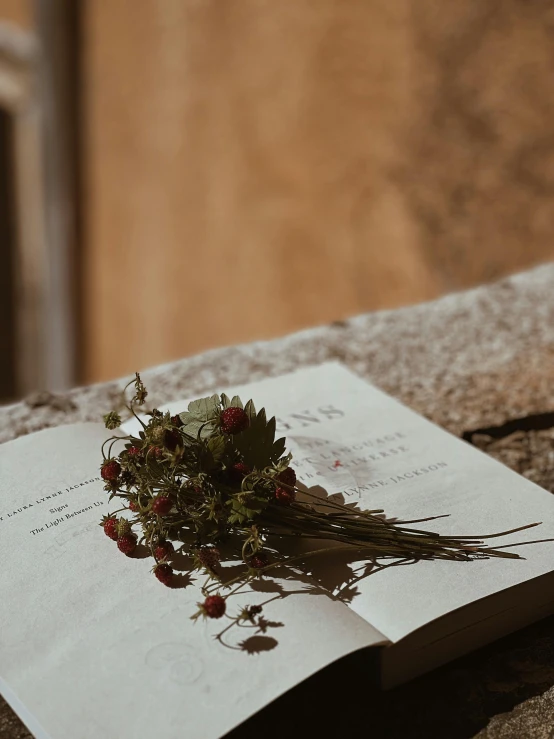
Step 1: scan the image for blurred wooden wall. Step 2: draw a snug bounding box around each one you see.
[3,1,554,385]
[84,0,437,382]
[82,1,554,383]
[0,0,30,27]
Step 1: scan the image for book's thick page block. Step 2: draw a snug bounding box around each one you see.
[124,362,554,645]
[0,423,383,739]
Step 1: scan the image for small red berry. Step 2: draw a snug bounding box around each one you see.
[152,495,172,515]
[148,445,163,459]
[127,446,142,457]
[203,595,226,619]
[128,500,139,512]
[250,553,269,570]
[171,415,183,428]
[220,407,249,435]
[117,534,137,556]
[103,517,119,541]
[197,546,221,570]
[101,459,121,482]
[227,461,251,485]
[277,467,297,488]
[155,540,174,561]
[275,487,295,505]
[154,563,174,586]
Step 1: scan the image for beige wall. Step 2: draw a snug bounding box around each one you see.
[79,1,554,381]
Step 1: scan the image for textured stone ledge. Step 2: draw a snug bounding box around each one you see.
[3,263,554,443]
[2,263,554,739]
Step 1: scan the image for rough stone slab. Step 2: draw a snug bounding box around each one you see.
[2,264,554,739]
[476,686,554,739]
[3,263,554,444]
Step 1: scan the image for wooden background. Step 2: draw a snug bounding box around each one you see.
[3,0,554,384]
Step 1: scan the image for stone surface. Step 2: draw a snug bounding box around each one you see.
[2,264,554,738]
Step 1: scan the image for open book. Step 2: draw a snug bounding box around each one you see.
[2,362,554,739]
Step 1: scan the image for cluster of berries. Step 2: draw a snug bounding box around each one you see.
[102,514,136,553]
[101,512,227,617]
[273,465,297,505]
[98,372,527,640]
[100,382,298,623]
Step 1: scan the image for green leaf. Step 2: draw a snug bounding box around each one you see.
[207,435,226,463]
[273,448,292,472]
[226,495,267,525]
[233,407,287,469]
[244,399,257,423]
[179,396,221,439]
[181,419,217,440]
[220,393,232,409]
[230,395,244,409]
[187,394,221,422]
[197,433,227,472]
[228,510,245,525]
[180,419,204,438]
[272,437,287,461]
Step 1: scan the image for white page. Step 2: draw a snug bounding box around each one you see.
[0,423,384,739]
[123,362,554,643]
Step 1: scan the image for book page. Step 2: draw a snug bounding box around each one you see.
[123,362,554,644]
[0,423,384,739]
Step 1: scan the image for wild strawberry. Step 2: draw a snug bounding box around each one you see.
[101,459,121,482]
[249,552,269,570]
[197,546,221,570]
[171,415,183,428]
[202,595,226,618]
[148,445,163,459]
[128,499,139,512]
[127,446,142,458]
[277,467,297,488]
[155,540,174,561]
[103,516,119,541]
[152,495,172,515]
[220,407,249,435]
[227,461,251,485]
[117,534,137,556]
[154,562,173,586]
[275,487,295,505]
